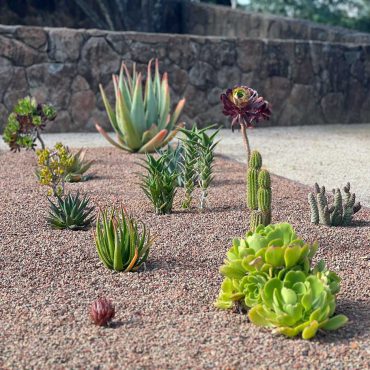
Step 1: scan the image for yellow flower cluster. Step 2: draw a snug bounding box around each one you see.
[36,142,74,196]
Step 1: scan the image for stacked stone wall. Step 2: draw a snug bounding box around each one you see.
[0,25,369,132]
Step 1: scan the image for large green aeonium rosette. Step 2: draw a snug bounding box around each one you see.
[248,272,348,340]
[214,223,347,339]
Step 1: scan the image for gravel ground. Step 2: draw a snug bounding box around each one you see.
[1,124,369,208]
[0,148,369,369]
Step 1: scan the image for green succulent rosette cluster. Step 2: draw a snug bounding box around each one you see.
[2,96,56,151]
[215,223,348,339]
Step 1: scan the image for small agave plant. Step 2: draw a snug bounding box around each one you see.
[96,59,186,153]
[47,192,95,230]
[94,207,152,272]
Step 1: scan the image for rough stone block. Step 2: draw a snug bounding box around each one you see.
[49,29,84,62]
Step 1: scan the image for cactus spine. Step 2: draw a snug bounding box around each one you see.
[247,150,272,231]
[308,182,361,226]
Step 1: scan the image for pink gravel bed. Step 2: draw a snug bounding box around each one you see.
[0,148,369,369]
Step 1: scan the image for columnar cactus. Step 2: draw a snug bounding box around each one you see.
[247,150,272,230]
[257,169,271,225]
[247,150,262,209]
[308,182,361,226]
[250,210,264,232]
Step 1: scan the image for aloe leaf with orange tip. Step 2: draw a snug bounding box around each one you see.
[96,59,186,153]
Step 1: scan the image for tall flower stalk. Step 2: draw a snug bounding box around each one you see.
[220,86,271,162]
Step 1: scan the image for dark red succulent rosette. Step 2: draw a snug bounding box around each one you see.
[220,86,271,130]
[90,297,115,326]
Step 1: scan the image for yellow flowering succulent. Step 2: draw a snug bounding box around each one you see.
[36,143,74,196]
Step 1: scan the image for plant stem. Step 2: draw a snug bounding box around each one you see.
[36,129,45,149]
[239,116,251,163]
[200,189,207,210]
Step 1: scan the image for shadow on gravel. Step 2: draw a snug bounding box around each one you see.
[213,178,245,186]
[317,299,370,343]
[345,219,370,227]
[143,257,213,273]
[171,204,246,215]
[109,320,126,329]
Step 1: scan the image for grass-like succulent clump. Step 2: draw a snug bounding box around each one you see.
[47,192,95,230]
[215,223,348,339]
[94,207,151,272]
[158,142,185,187]
[139,152,178,215]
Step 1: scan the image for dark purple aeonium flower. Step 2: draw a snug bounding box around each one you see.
[220,86,271,160]
[220,86,271,130]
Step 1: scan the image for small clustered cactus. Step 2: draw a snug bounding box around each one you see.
[247,150,272,231]
[308,182,361,226]
[2,96,56,151]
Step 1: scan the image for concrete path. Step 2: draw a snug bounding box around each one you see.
[1,124,369,206]
[217,124,370,207]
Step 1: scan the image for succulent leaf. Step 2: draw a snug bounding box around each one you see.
[215,222,347,340]
[97,59,184,153]
[47,192,95,230]
[94,207,151,272]
[139,152,178,214]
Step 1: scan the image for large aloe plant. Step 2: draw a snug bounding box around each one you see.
[96,59,186,153]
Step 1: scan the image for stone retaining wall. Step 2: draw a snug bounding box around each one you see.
[1,1,370,44]
[183,3,370,44]
[0,25,369,132]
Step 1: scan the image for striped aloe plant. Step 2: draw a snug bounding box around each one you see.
[96,59,186,153]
